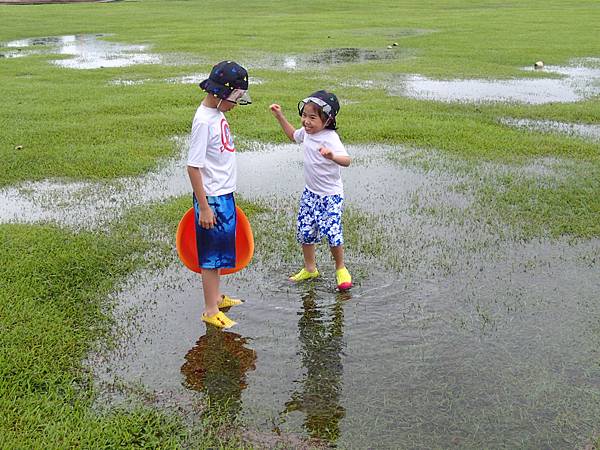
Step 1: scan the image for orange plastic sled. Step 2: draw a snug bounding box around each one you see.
[176,206,254,275]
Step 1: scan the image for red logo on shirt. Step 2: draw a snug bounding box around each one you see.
[220,118,235,153]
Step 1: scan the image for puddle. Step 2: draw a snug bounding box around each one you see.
[88,233,600,448]
[108,74,262,87]
[3,34,161,69]
[501,118,600,142]
[3,133,599,447]
[248,47,407,71]
[108,78,150,86]
[0,140,469,230]
[344,58,600,104]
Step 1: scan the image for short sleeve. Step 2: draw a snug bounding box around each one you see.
[187,120,209,167]
[293,127,305,144]
[329,133,349,156]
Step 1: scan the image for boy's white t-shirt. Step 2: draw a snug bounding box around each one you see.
[187,104,237,196]
[293,127,348,196]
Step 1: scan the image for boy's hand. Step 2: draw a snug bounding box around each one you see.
[269,104,283,117]
[199,206,217,229]
[319,146,334,160]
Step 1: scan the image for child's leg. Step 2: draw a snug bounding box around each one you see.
[292,188,320,280]
[329,245,345,270]
[322,195,352,290]
[331,245,352,290]
[302,243,317,272]
[201,269,221,317]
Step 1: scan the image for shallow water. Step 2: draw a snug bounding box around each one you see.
[345,58,600,104]
[89,229,600,449]
[501,118,600,142]
[3,34,161,69]
[21,140,589,448]
[247,47,407,71]
[2,134,599,447]
[0,141,465,229]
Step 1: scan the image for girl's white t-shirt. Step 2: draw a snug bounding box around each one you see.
[187,104,237,196]
[293,127,348,196]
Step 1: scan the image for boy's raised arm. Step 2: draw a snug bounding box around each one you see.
[270,104,296,141]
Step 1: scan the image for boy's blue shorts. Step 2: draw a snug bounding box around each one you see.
[193,193,236,270]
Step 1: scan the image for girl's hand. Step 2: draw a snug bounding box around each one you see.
[269,104,283,117]
[319,146,334,160]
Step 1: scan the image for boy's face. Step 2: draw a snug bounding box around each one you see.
[301,103,327,134]
[217,99,237,112]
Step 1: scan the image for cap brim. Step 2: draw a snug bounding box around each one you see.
[225,88,251,105]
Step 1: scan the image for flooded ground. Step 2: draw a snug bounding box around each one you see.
[3,33,599,446]
[3,137,597,447]
[501,118,600,142]
[89,235,600,449]
[245,47,410,71]
[1,36,408,71]
[0,141,458,229]
[2,34,161,69]
[344,58,600,104]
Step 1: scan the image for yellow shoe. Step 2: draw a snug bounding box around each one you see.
[336,267,352,291]
[218,294,244,309]
[201,311,237,329]
[289,267,320,282]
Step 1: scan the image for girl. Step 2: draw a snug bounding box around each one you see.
[270,90,352,290]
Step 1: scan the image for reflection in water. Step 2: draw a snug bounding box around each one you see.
[283,289,349,443]
[181,327,257,419]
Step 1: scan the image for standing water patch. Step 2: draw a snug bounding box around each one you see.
[380,58,600,104]
[3,34,161,69]
[249,47,408,71]
[500,118,600,142]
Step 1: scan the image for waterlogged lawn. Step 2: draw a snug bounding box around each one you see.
[0,223,185,447]
[0,198,265,448]
[1,0,598,238]
[1,0,600,447]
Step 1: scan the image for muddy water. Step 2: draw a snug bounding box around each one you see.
[89,219,600,449]
[46,142,596,448]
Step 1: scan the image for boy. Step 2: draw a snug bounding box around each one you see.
[187,60,251,329]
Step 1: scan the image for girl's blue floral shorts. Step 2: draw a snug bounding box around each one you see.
[296,187,344,247]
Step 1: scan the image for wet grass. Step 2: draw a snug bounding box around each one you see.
[0,197,264,448]
[0,223,186,448]
[1,0,599,239]
[1,0,600,447]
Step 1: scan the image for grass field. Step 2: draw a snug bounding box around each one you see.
[1,0,599,447]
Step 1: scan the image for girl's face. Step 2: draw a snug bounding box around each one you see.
[301,102,327,134]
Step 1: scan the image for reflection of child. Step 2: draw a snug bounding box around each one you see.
[270,90,352,290]
[181,328,256,419]
[187,61,252,329]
